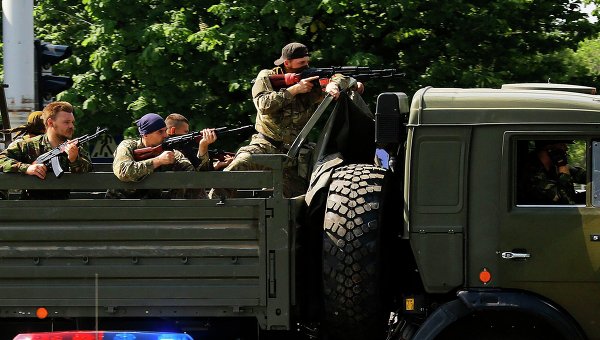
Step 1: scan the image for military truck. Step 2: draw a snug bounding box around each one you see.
[0,83,599,340]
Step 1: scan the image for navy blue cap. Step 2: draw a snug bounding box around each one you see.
[137,113,166,135]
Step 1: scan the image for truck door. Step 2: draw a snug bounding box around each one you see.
[499,134,600,337]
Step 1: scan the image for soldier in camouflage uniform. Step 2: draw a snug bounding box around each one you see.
[521,140,586,204]
[0,111,47,199]
[0,102,92,199]
[165,113,234,171]
[165,113,202,168]
[210,42,363,198]
[1,110,46,143]
[107,113,216,199]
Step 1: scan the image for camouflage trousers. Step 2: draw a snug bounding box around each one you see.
[209,134,313,198]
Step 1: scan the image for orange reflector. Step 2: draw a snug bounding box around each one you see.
[479,268,492,284]
[36,307,48,319]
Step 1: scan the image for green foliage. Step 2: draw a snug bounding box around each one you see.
[29,0,599,143]
[569,140,586,169]
[570,35,600,88]
[576,38,600,74]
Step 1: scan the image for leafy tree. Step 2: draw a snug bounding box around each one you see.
[569,140,586,169]
[31,0,599,140]
[570,35,600,86]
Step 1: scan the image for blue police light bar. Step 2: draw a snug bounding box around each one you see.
[13,330,194,340]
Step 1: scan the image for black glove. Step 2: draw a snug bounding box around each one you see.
[547,148,568,167]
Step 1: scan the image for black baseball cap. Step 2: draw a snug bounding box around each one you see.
[274,42,309,65]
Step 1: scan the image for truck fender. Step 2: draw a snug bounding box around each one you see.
[304,152,344,206]
[411,289,586,340]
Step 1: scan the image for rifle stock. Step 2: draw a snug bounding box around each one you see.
[133,145,164,161]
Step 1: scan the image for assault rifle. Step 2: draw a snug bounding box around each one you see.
[265,66,404,90]
[209,149,235,162]
[133,125,254,161]
[208,149,236,171]
[35,127,108,178]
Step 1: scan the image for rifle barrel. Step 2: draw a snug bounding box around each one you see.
[78,128,108,144]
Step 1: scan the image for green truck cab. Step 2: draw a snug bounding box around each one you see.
[0,83,599,339]
[392,84,599,339]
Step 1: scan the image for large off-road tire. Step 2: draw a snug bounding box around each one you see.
[321,164,388,340]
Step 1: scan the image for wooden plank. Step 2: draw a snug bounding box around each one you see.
[0,242,260,257]
[0,171,275,190]
[0,285,261,299]
[0,298,262,308]
[0,264,260,278]
[0,221,260,240]
[0,204,265,221]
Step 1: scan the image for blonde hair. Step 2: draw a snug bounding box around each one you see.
[42,101,74,127]
[165,113,189,129]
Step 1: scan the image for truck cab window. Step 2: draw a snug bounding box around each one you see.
[516,139,586,206]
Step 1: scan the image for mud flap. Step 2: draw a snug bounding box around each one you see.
[411,299,470,340]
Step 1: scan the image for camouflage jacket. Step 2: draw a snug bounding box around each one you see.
[0,134,92,174]
[522,154,586,204]
[108,139,211,199]
[112,138,210,182]
[252,68,352,146]
[0,134,92,200]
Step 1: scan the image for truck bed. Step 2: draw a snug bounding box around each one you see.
[0,155,293,331]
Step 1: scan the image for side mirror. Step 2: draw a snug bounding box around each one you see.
[375,92,408,144]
